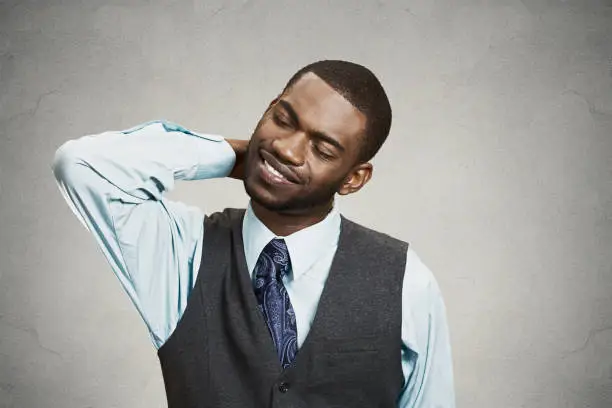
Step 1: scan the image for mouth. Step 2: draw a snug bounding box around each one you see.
[259,150,300,185]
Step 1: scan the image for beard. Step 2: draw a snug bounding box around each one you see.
[242,140,342,214]
[243,177,339,213]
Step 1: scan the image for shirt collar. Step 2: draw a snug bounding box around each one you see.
[242,200,341,280]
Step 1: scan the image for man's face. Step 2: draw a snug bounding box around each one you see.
[243,72,369,214]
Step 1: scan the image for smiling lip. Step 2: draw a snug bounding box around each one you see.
[259,150,300,184]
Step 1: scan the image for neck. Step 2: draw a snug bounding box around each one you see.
[251,200,334,237]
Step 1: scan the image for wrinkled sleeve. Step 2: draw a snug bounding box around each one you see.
[51,120,236,347]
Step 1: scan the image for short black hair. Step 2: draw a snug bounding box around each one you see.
[282,60,392,163]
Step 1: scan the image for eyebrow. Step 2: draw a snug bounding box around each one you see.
[277,99,346,153]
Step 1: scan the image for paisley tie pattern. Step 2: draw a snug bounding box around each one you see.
[253,238,298,369]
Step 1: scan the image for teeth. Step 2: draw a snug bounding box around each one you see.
[264,160,286,180]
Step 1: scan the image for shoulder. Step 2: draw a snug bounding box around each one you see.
[341,217,436,291]
[204,207,247,229]
[340,215,408,253]
[403,247,439,298]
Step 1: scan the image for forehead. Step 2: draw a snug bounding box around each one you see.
[280,72,366,142]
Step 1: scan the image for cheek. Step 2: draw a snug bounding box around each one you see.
[309,163,349,189]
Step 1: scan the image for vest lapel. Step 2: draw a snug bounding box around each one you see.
[227,209,283,372]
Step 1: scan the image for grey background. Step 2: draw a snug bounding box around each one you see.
[1,0,611,407]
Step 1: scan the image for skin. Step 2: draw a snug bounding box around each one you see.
[226,72,374,237]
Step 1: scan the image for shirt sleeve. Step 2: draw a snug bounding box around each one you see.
[398,248,456,407]
[51,120,236,348]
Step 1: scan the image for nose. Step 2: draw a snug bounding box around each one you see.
[271,131,307,166]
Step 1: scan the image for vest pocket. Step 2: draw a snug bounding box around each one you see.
[306,337,386,389]
[316,336,381,353]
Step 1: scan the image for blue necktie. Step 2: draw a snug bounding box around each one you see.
[253,238,298,369]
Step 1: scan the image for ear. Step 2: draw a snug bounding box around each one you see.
[337,162,373,196]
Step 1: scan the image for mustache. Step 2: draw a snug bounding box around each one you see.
[246,141,306,184]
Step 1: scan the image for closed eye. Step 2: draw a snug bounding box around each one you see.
[273,112,292,129]
[314,144,335,160]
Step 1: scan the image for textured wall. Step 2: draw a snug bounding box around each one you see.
[1,1,611,407]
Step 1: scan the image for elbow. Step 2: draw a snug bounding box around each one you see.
[51,140,84,183]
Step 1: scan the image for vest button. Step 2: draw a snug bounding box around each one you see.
[278,382,290,393]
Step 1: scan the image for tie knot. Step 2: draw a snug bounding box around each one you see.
[256,238,291,280]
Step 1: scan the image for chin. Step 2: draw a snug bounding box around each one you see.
[244,178,336,215]
[243,177,292,212]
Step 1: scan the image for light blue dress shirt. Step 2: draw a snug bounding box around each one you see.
[52,120,455,407]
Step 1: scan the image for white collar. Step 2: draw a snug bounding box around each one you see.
[242,201,341,280]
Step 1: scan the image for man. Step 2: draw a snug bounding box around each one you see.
[52,60,455,407]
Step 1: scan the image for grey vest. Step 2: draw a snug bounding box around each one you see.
[158,208,408,408]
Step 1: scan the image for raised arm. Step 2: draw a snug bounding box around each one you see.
[51,120,240,347]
